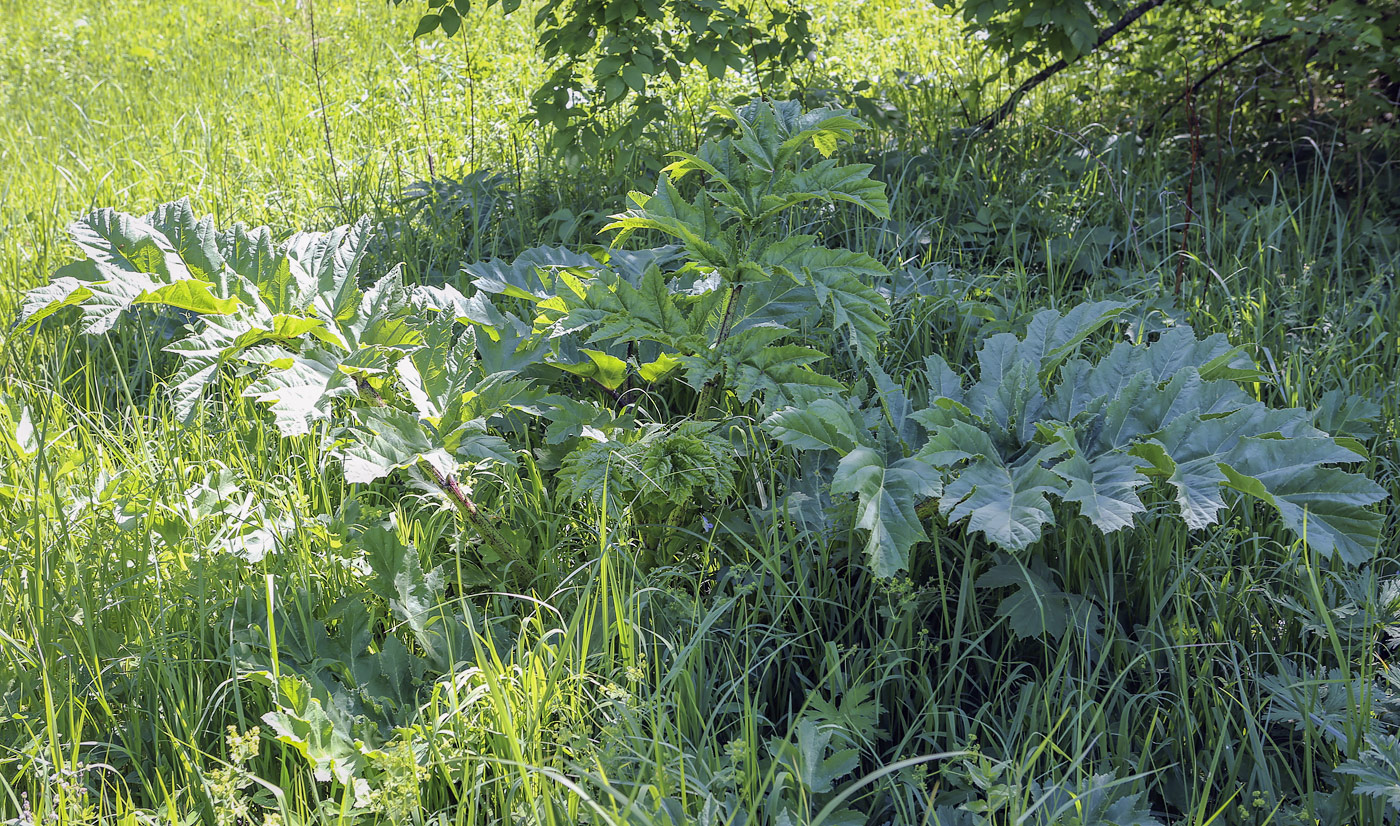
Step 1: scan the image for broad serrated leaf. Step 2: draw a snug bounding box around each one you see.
[587,265,692,347]
[785,159,890,218]
[764,399,865,455]
[636,351,682,382]
[916,419,1002,467]
[147,197,224,281]
[553,348,629,390]
[915,303,1388,556]
[18,264,102,328]
[164,308,326,423]
[831,447,941,577]
[1049,429,1147,533]
[728,341,842,407]
[791,719,859,795]
[338,407,453,484]
[604,175,730,267]
[941,445,1067,551]
[69,206,186,277]
[465,245,601,302]
[1222,463,1386,564]
[1337,735,1400,809]
[763,240,889,363]
[260,676,366,785]
[541,395,629,445]
[1015,300,1128,381]
[359,526,455,666]
[923,354,967,407]
[242,348,357,436]
[1026,774,1164,826]
[137,279,240,316]
[976,562,1073,640]
[1131,440,1229,530]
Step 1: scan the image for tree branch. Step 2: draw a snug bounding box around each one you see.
[1146,34,1291,134]
[973,0,1173,135]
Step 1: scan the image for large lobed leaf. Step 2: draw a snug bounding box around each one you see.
[916,307,1387,560]
[831,446,942,578]
[770,303,1388,573]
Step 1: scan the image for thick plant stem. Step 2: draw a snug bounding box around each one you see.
[352,377,528,579]
[418,457,528,576]
[694,283,743,417]
[713,283,744,347]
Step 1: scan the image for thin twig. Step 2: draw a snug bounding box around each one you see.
[1147,35,1290,135]
[1174,63,1202,297]
[307,0,348,218]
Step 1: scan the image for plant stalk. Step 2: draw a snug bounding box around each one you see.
[694,282,744,416]
[353,377,528,577]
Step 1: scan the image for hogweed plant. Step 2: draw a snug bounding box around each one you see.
[18,101,1388,589]
[17,101,895,576]
[15,100,1392,812]
[766,300,1387,579]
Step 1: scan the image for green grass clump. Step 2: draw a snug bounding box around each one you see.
[2,1,1398,824]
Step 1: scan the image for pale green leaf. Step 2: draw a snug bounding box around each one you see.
[831,447,941,577]
[554,349,629,390]
[338,407,453,484]
[1051,447,1148,533]
[786,159,890,218]
[242,348,356,436]
[940,447,1067,551]
[765,399,865,455]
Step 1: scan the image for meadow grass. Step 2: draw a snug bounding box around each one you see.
[2,1,1398,824]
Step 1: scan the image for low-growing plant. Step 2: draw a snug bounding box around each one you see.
[14,98,1395,823]
[18,101,1389,589]
[766,300,1388,576]
[16,100,895,577]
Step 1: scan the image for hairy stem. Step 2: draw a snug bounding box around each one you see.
[418,457,527,574]
[353,376,528,577]
[713,282,744,348]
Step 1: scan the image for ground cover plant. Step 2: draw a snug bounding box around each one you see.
[2,1,1398,825]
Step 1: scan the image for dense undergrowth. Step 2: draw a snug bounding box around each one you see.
[2,1,1399,825]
